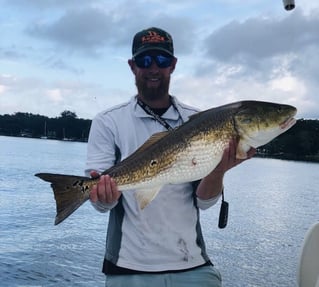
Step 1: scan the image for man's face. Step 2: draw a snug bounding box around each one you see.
[129,51,177,102]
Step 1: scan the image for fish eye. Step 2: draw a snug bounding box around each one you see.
[240,118,252,124]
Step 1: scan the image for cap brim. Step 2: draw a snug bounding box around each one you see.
[133,47,174,57]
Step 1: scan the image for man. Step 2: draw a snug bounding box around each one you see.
[85,27,255,287]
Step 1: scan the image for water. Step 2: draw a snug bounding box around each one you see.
[1,136,318,287]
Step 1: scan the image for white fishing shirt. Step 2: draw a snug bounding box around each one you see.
[85,96,220,272]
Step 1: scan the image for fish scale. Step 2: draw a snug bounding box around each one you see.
[35,100,297,225]
[167,139,226,183]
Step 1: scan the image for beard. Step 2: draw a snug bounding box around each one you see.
[135,74,170,102]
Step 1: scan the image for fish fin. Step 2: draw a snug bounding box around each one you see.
[135,131,170,153]
[35,173,93,225]
[135,186,162,209]
[236,141,250,159]
[102,132,171,176]
[188,110,205,120]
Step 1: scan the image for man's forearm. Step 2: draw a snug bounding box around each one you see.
[196,170,224,200]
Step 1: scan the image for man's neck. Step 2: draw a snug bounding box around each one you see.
[137,94,171,109]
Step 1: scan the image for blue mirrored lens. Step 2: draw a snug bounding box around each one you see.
[134,55,173,68]
[156,55,173,67]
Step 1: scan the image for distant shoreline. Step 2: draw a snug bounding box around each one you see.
[0,134,88,143]
[255,153,319,163]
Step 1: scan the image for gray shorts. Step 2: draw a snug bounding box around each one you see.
[105,265,222,287]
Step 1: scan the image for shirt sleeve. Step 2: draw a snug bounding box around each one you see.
[192,180,222,210]
[196,193,221,210]
[85,113,117,176]
[90,200,118,212]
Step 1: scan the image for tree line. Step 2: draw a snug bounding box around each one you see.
[0,111,91,142]
[257,118,319,162]
[0,111,318,162]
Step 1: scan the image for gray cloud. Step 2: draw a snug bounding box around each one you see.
[0,47,25,60]
[204,10,319,63]
[150,16,196,55]
[26,8,114,53]
[3,0,91,9]
[25,4,197,56]
[197,8,319,94]
[43,57,84,75]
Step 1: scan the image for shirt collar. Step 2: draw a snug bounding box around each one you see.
[132,95,180,121]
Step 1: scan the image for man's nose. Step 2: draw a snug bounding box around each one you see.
[148,60,159,70]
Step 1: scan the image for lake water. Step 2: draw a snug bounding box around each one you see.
[1,135,318,287]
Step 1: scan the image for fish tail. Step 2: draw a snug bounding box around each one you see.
[35,173,93,225]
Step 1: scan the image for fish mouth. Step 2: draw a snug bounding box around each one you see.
[280,117,296,130]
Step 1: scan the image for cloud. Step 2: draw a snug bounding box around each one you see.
[172,67,313,118]
[1,1,319,120]
[46,89,63,103]
[204,10,319,63]
[23,2,197,56]
[269,75,305,93]
[0,84,7,94]
[4,0,91,9]
[186,9,319,119]
[43,56,84,74]
[0,72,130,118]
[26,8,114,53]
[149,16,197,55]
[0,47,25,60]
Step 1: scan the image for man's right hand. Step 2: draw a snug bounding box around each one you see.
[89,171,122,204]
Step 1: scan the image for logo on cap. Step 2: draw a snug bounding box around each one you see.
[142,31,166,44]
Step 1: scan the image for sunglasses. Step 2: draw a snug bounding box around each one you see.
[133,54,174,69]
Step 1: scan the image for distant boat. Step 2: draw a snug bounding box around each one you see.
[62,128,72,141]
[62,138,73,141]
[20,130,32,137]
[40,121,48,139]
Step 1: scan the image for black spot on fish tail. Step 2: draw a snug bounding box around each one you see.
[72,180,80,187]
[35,173,92,225]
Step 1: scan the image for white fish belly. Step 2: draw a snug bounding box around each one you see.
[166,139,227,184]
[117,139,228,191]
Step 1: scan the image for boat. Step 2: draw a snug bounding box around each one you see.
[40,121,48,139]
[297,222,319,287]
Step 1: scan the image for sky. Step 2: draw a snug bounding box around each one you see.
[0,0,318,119]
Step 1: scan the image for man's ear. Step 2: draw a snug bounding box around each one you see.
[128,59,136,75]
[170,57,178,74]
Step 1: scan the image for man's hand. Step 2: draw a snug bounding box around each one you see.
[89,171,122,204]
[215,137,256,174]
[196,138,256,200]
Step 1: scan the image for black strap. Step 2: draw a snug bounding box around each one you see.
[218,189,229,229]
[137,97,182,131]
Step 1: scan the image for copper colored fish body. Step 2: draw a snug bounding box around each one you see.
[35,100,297,225]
